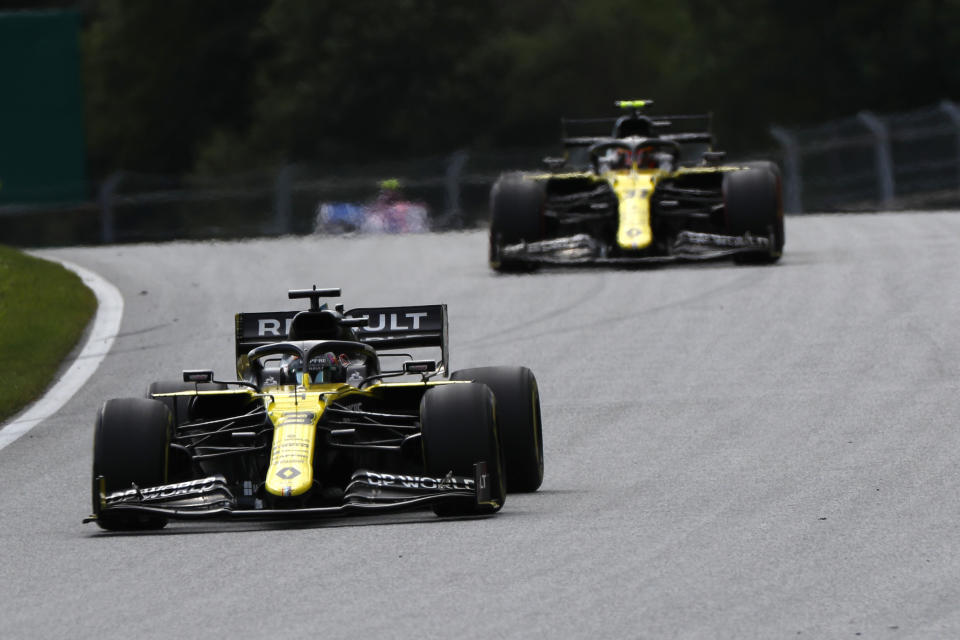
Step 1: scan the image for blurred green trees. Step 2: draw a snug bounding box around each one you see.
[83,0,266,175]
[79,0,959,178]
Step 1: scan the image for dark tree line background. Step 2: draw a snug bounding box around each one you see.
[47,0,960,181]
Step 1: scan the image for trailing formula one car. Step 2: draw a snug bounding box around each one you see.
[489,100,784,271]
[86,287,543,530]
[314,180,429,235]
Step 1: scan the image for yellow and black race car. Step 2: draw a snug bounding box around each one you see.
[489,100,784,271]
[86,287,543,530]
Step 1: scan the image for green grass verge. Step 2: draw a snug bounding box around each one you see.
[0,245,97,424]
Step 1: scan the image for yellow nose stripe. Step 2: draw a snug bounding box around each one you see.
[265,398,321,497]
[614,173,656,250]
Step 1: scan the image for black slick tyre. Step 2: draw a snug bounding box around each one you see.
[724,162,784,264]
[450,366,543,492]
[420,383,505,516]
[91,397,172,531]
[489,175,545,272]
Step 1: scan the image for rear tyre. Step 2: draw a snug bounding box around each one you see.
[489,175,545,272]
[724,162,784,264]
[420,383,505,516]
[451,366,543,492]
[92,398,172,531]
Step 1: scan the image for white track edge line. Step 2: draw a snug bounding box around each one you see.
[0,258,124,451]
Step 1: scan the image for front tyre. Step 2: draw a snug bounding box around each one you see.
[450,366,543,492]
[489,175,545,272]
[92,397,172,531]
[420,383,506,516]
[724,162,784,264]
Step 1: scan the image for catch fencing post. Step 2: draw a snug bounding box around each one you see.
[274,165,294,234]
[857,111,895,208]
[769,126,803,213]
[443,150,468,229]
[939,100,960,188]
[98,172,123,244]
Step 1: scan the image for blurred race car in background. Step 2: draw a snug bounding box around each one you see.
[86,286,543,530]
[488,100,784,271]
[315,179,429,234]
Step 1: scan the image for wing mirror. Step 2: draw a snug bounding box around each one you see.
[403,360,437,374]
[183,370,214,383]
[702,151,726,165]
[543,156,566,171]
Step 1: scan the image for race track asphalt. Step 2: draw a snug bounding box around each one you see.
[3,212,960,638]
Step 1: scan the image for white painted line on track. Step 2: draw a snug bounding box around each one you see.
[0,258,124,451]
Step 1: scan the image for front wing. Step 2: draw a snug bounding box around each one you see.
[84,463,495,524]
[498,231,774,266]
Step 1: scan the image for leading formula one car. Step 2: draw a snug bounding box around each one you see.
[489,100,784,271]
[86,287,543,530]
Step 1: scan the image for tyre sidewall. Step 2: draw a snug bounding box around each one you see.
[420,383,505,515]
[723,165,784,262]
[489,175,545,272]
[450,366,543,492]
[92,397,172,530]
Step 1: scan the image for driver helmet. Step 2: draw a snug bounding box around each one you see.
[377,178,402,204]
[634,146,656,168]
[306,351,346,384]
[379,178,401,192]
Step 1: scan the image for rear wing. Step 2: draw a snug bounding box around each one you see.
[235,311,301,360]
[350,305,449,373]
[561,113,714,139]
[235,304,449,373]
[562,133,714,153]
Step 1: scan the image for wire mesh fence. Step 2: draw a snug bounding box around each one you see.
[5,100,960,247]
[0,149,555,247]
[771,100,960,213]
